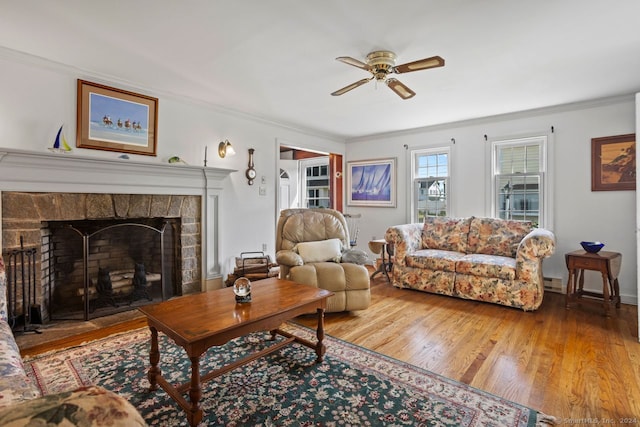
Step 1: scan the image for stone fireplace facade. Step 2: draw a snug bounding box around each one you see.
[0,148,234,324]
[2,192,201,321]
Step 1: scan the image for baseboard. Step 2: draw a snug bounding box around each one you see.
[547,275,639,306]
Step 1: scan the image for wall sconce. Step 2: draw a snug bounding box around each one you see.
[218,140,236,158]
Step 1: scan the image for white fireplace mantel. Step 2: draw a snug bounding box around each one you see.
[0,148,236,288]
[0,148,234,194]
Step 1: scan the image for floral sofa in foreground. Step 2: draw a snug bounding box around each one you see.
[385,216,556,311]
[0,256,147,426]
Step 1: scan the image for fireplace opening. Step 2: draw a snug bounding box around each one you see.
[43,217,181,321]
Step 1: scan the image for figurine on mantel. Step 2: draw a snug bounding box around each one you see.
[168,156,188,165]
[48,125,72,153]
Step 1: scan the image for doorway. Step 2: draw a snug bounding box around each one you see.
[278,145,343,213]
[279,160,299,210]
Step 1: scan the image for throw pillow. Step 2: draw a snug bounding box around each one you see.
[341,248,371,265]
[421,217,473,253]
[468,217,533,257]
[295,238,343,263]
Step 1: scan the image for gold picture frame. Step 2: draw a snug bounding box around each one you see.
[591,133,635,191]
[76,79,158,156]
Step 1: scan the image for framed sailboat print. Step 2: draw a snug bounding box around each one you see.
[347,158,396,207]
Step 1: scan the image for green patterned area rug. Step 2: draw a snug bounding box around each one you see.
[24,323,555,426]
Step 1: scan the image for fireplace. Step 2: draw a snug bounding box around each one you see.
[3,192,201,322]
[0,148,234,325]
[45,217,180,320]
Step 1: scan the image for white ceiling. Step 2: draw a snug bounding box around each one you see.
[1,1,640,140]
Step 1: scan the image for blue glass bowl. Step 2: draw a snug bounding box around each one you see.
[580,241,604,253]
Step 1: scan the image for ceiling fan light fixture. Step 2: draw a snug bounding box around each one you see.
[366,50,397,67]
[332,50,443,99]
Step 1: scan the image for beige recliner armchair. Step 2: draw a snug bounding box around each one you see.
[276,208,371,312]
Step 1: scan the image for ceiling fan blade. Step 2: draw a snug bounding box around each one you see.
[386,78,416,99]
[393,55,445,73]
[331,77,373,96]
[336,56,371,71]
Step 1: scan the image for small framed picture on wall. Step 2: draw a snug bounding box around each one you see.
[591,133,635,191]
[347,157,396,207]
[76,79,158,156]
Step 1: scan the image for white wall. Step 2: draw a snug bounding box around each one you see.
[1,48,637,304]
[347,97,637,304]
[0,49,345,279]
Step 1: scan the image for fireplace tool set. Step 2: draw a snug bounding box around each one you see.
[6,236,42,334]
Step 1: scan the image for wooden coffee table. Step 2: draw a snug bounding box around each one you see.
[138,277,333,427]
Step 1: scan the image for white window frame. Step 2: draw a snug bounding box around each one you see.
[489,134,553,229]
[410,146,451,223]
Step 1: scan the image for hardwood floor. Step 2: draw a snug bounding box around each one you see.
[296,277,640,422]
[19,274,640,422]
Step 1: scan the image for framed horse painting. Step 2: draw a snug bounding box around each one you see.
[76,79,158,156]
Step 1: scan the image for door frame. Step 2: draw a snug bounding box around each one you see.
[275,140,344,221]
[636,93,640,342]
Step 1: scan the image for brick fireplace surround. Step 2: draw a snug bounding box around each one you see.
[0,148,234,322]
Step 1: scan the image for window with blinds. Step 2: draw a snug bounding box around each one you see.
[492,136,546,226]
[411,147,450,222]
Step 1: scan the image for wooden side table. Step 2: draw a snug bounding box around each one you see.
[368,239,393,282]
[565,250,621,316]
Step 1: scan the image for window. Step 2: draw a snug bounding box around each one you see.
[411,147,450,222]
[301,158,330,208]
[492,136,547,226]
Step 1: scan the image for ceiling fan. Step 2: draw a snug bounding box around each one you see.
[331,50,444,99]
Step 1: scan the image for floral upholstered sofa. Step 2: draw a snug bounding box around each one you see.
[0,256,147,426]
[385,216,555,311]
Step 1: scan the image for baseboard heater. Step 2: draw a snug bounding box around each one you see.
[543,277,563,293]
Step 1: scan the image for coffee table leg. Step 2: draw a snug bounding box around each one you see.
[315,308,326,363]
[187,356,203,426]
[148,326,160,391]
